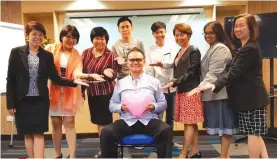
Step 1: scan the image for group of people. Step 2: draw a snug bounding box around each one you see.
[6,13,269,159]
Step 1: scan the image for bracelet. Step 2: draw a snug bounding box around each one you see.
[88,74,92,81]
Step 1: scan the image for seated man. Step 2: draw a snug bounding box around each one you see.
[100,47,173,158]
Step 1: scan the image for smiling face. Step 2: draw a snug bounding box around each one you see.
[174,30,190,47]
[127,51,145,74]
[204,24,217,45]
[234,17,250,40]
[118,20,133,39]
[152,28,166,44]
[61,32,77,50]
[93,36,107,51]
[26,29,44,48]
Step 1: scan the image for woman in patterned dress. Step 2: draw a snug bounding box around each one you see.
[189,14,269,158]
[6,21,87,158]
[152,23,204,158]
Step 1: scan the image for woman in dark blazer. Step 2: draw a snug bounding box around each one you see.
[189,14,269,158]
[6,21,87,158]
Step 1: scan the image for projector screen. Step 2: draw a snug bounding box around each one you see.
[0,22,25,93]
[64,13,208,58]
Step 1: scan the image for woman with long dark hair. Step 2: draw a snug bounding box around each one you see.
[200,21,239,158]
[189,14,269,158]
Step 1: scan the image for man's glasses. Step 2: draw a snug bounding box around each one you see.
[202,32,215,36]
[127,58,143,63]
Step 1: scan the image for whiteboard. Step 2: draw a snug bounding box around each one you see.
[0,22,25,93]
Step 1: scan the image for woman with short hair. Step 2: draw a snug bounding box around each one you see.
[6,21,87,158]
[82,26,119,158]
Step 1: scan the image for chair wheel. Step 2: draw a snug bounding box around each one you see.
[234,143,238,149]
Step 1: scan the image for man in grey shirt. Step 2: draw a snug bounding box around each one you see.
[112,16,145,80]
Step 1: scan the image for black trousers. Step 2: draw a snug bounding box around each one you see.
[164,92,176,126]
[100,119,173,158]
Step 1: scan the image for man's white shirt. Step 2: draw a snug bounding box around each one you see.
[145,43,179,93]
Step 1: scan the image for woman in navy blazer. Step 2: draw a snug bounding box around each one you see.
[6,21,87,158]
[189,14,269,158]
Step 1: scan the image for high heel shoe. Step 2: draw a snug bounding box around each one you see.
[55,153,63,159]
[190,152,202,158]
[178,150,187,158]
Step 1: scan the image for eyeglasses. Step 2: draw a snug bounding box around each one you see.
[127,58,143,63]
[203,32,215,36]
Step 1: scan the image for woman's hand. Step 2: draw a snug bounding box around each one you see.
[149,61,163,67]
[103,68,114,78]
[187,87,202,97]
[187,83,215,96]
[115,57,126,65]
[161,82,174,89]
[73,79,89,87]
[8,109,16,116]
[200,83,215,92]
[91,74,105,82]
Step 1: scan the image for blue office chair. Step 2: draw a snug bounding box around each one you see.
[118,134,156,158]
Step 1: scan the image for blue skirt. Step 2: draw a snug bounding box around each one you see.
[203,99,239,136]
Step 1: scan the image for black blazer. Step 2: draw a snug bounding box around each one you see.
[6,45,77,109]
[173,45,201,93]
[214,40,269,111]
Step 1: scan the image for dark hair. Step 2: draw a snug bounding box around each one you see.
[59,25,80,44]
[25,21,46,37]
[117,16,132,27]
[173,23,192,39]
[90,27,109,44]
[127,47,145,59]
[151,21,166,33]
[204,21,235,56]
[231,14,259,41]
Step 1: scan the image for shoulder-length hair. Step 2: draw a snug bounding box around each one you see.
[231,14,259,41]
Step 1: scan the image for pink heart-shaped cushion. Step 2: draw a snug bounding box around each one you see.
[123,94,151,118]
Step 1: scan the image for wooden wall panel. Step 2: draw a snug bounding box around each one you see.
[1,95,17,135]
[1,1,22,24]
[1,1,22,135]
[248,1,277,14]
[248,1,277,127]
[23,13,55,44]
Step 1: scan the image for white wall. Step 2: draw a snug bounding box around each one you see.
[0,22,25,93]
[64,13,208,57]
